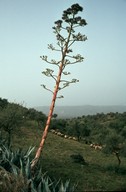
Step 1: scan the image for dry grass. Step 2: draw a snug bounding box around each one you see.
[0,167,28,192]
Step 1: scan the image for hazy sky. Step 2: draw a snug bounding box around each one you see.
[0,0,126,108]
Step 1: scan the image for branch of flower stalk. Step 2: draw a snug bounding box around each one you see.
[41,84,54,94]
[40,56,61,66]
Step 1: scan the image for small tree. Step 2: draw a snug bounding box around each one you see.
[104,132,123,167]
[0,97,8,109]
[31,3,87,168]
[0,103,23,148]
[27,108,46,128]
[52,113,58,119]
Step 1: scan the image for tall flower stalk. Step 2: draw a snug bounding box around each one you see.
[31,3,87,168]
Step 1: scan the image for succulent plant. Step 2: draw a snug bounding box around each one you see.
[0,145,76,192]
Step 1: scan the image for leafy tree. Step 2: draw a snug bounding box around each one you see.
[104,131,123,166]
[52,113,58,119]
[0,103,23,147]
[0,97,8,109]
[27,108,37,120]
[70,120,90,141]
[80,122,90,137]
[27,108,46,127]
[31,3,87,168]
[121,125,126,138]
[50,119,67,135]
[35,111,47,128]
[120,142,126,157]
[109,121,125,133]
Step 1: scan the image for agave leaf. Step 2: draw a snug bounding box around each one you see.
[20,158,25,176]
[64,179,70,189]
[25,158,31,179]
[10,163,19,176]
[31,188,37,192]
[4,147,10,159]
[32,168,42,185]
[59,182,65,192]
[54,179,60,191]
[37,181,43,192]
[30,180,37,192]
[43,177,52,192]
[24,146,35,159]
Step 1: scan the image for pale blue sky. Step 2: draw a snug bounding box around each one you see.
[0,0,126,108]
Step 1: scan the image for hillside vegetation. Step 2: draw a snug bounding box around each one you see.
[1,121,125,191]
[0,98,126,191]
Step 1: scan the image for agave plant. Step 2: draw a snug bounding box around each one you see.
[0,145,76,192]
[0,144,35,172]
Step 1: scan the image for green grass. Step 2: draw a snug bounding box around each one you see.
[10,121,126,191]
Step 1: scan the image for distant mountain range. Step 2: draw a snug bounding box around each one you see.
[35,105,126,118]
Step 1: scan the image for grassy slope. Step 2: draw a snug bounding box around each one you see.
[12,121,126,191]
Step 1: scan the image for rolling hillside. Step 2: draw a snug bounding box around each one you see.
[11,121,126,192]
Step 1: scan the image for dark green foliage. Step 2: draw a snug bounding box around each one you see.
[0,97,8,109]
[26,108,47,129]
[0,103,23,130]
[121,125,126,138]
[52,113,58,119]
[50,118,67,132]
[120,142,126,157]
[104,132,122,154]
[70,154,87,165]
[0,103,24,147]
